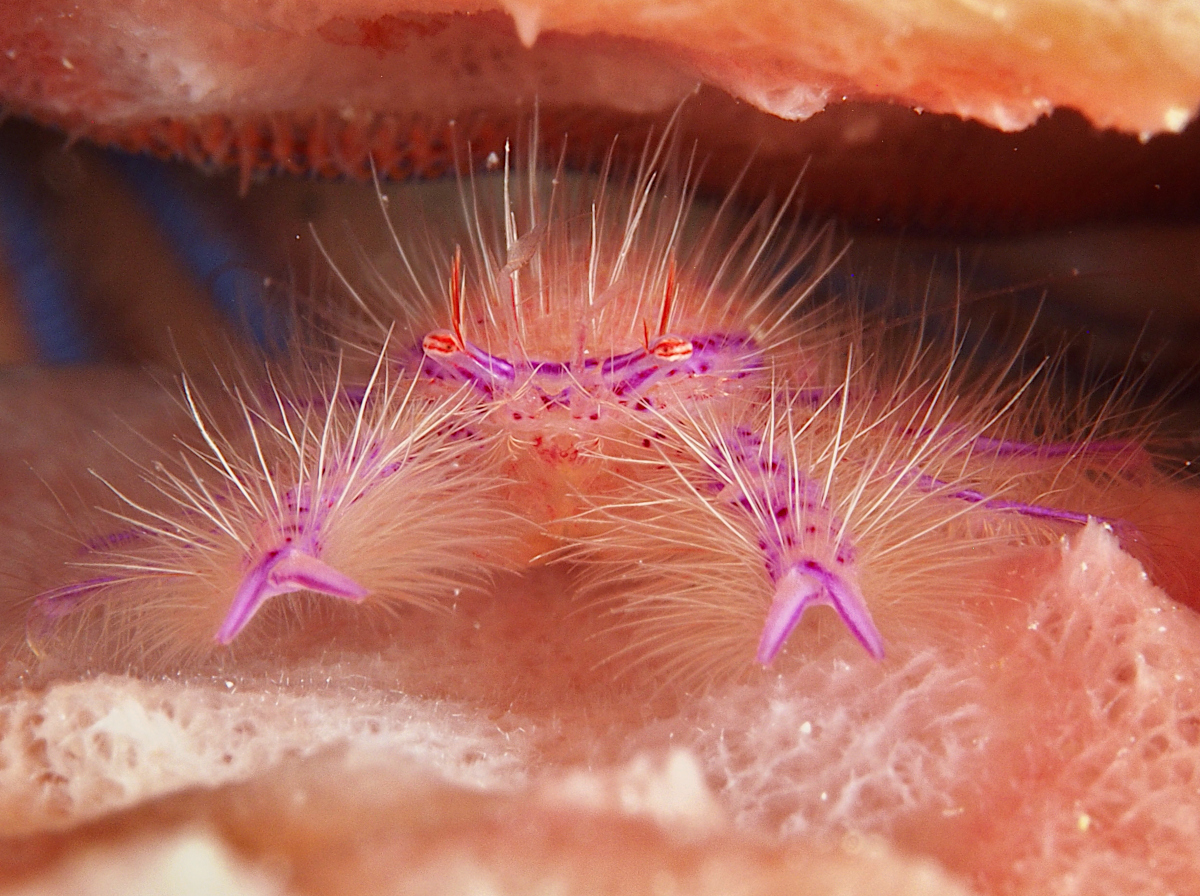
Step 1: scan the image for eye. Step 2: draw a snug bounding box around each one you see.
[422,330,462,356]
[649,335,693,361]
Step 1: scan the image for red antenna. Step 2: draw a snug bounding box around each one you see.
[449,245,465,349]
[656,255,677,338]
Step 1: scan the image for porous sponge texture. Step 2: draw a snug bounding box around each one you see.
[682,522,1200,895]
[0,675,528,836]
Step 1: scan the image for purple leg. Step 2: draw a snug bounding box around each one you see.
[31,576,121,619]
[969,435,1140,459]
[911,472,1122,529]
[712,426,884,664]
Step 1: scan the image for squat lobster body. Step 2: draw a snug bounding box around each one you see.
[28,132,1143,677]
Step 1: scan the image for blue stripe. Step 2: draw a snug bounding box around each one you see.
[109,152,285,350]
[0,161,92,364]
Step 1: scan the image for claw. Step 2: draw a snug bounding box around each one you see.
[756,563,884,664]
[217,545,368,644]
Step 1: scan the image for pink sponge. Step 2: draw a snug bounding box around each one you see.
[3,521,1199,896]
[679,522,1200,894]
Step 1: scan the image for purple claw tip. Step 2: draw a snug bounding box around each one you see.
[757,564,885,665]
[757,569,822,664]
[216,546,368,644]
